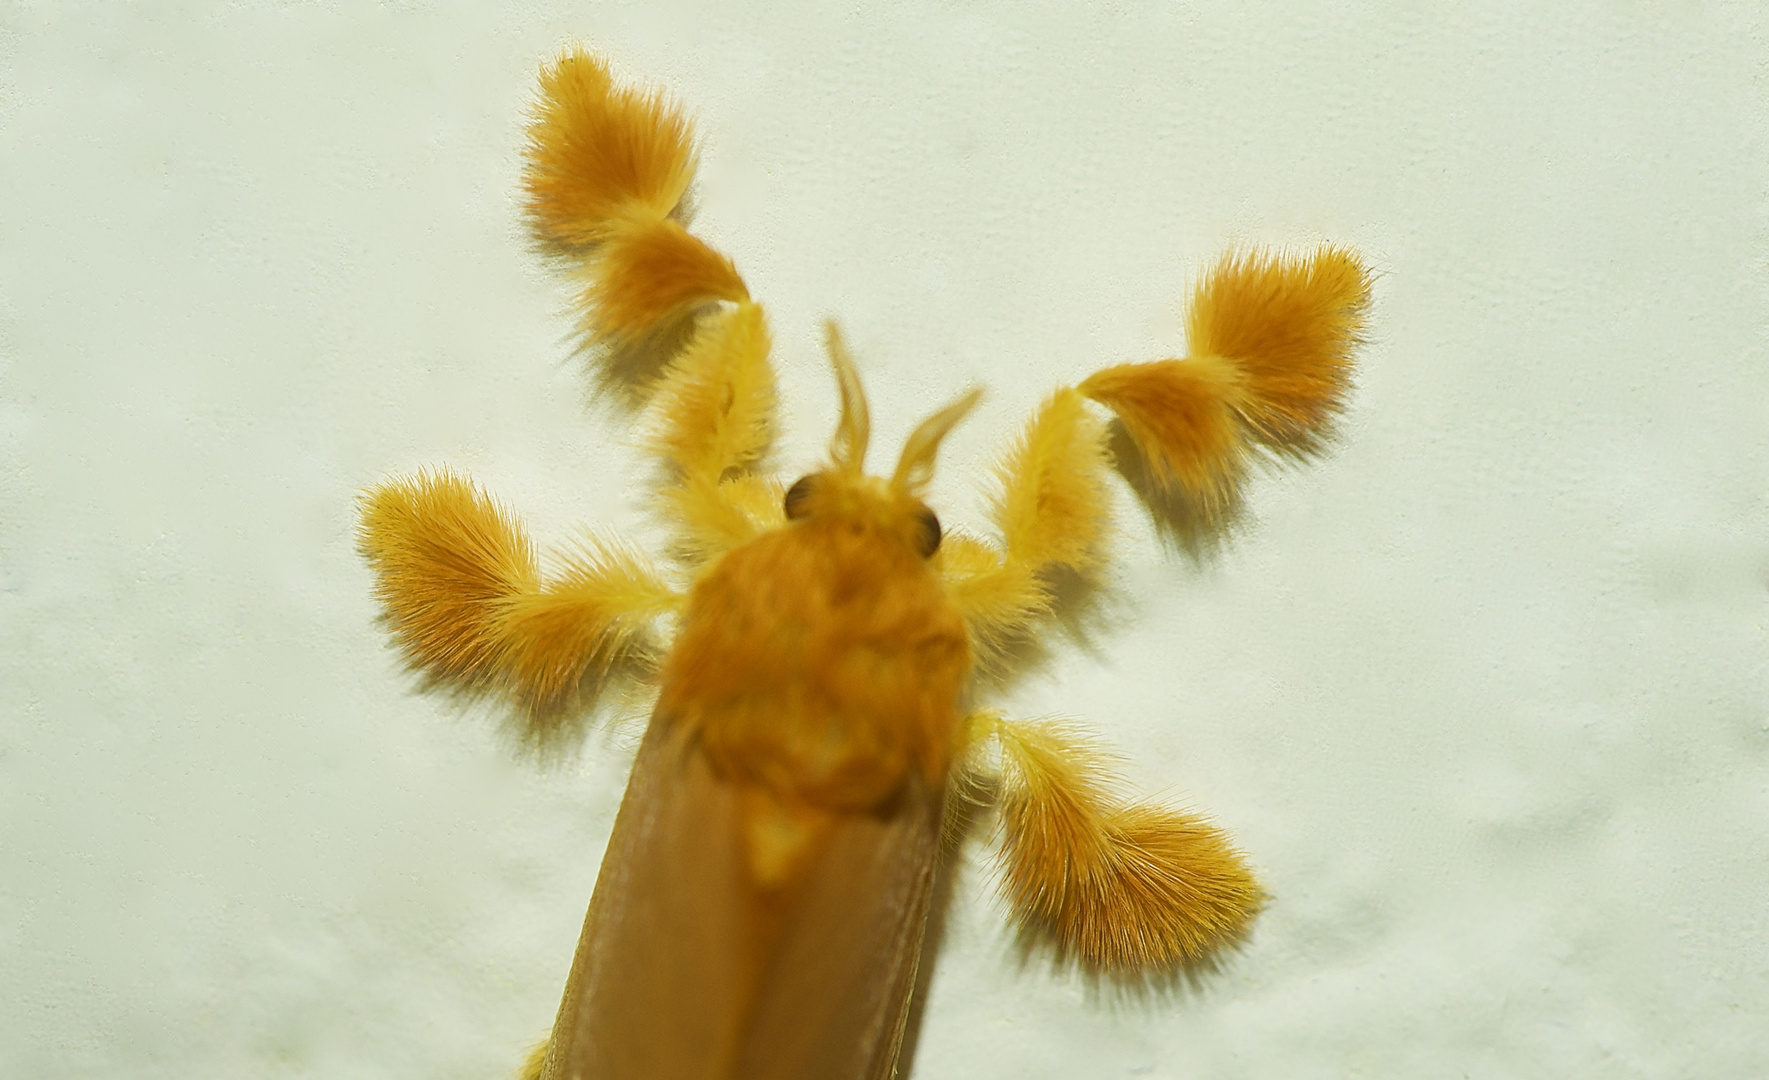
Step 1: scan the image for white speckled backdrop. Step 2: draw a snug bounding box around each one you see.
[4,2,1765,1077]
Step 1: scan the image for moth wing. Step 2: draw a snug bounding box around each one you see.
[539,711,944,1080]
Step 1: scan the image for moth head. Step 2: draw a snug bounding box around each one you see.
[781,322,981,560]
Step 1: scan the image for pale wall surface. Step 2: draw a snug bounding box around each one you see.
[4,3,1766,1077]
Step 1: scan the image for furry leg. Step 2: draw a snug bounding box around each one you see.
[524,48,752,399]
[643,300,784,567]
[358,470,679,728]
[959,712,1264,976]
[524,49,784,565]
[1079,246,1373,530]
[941,388,1113,665]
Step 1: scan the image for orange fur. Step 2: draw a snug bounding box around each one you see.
[495,538,678,715]
[1188,246,1371,455]
[358,471,677,719]
[940,383,1112,659]
[367,44,1374,1077]
[990,719,1263,973]
[659,472,973,810]
[992,387,1111,573]
[641,300,781,569]
[1080,355,1249,514]
[586,216,748,342]
[524,50,695,246]
[657,474,786,568]
[936,531,1048,664]
[518,1039,548,1080]
[644,300,776,485]
[359,470,539,687]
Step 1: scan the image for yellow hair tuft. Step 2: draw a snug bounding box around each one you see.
[935,532,1049,666]
[643,301,776,484]
[1079,356,1249,517]
[358,469,539,687]
[358,471,680,726]
[523,49,695,247]
[1188,246,1372,456]
[657,474,787,569]
[584,216,749,343]
[495,536,678,717]
[990,719,1263,974]
[992,387,1112,572]
[518,1037,548,1080]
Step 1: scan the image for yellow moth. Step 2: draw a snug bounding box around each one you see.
[359,47,1372,1080]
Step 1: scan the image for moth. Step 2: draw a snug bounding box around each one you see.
[359,47,1372,1080]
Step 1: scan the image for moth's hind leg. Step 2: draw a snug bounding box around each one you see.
[955,712,1264,979]
[357,469,679,737]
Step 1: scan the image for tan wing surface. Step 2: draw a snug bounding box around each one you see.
[538,712,944,1080]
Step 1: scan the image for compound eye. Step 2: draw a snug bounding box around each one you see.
[783,475,815,520]
[912,507,941,558]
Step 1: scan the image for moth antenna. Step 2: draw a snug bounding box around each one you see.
[823,320,871,474]
[892,387,983,495]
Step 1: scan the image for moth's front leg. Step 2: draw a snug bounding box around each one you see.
[522,48,786,572]
[641,299,787,568]
[939,387,1114,670]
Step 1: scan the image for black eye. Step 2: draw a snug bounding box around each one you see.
[913,507,941,558]
[783,475,815,520]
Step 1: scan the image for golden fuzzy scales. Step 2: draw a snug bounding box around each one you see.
[360,45,1371,1041]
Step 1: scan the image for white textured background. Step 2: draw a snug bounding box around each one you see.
[4,3,1766,1077]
